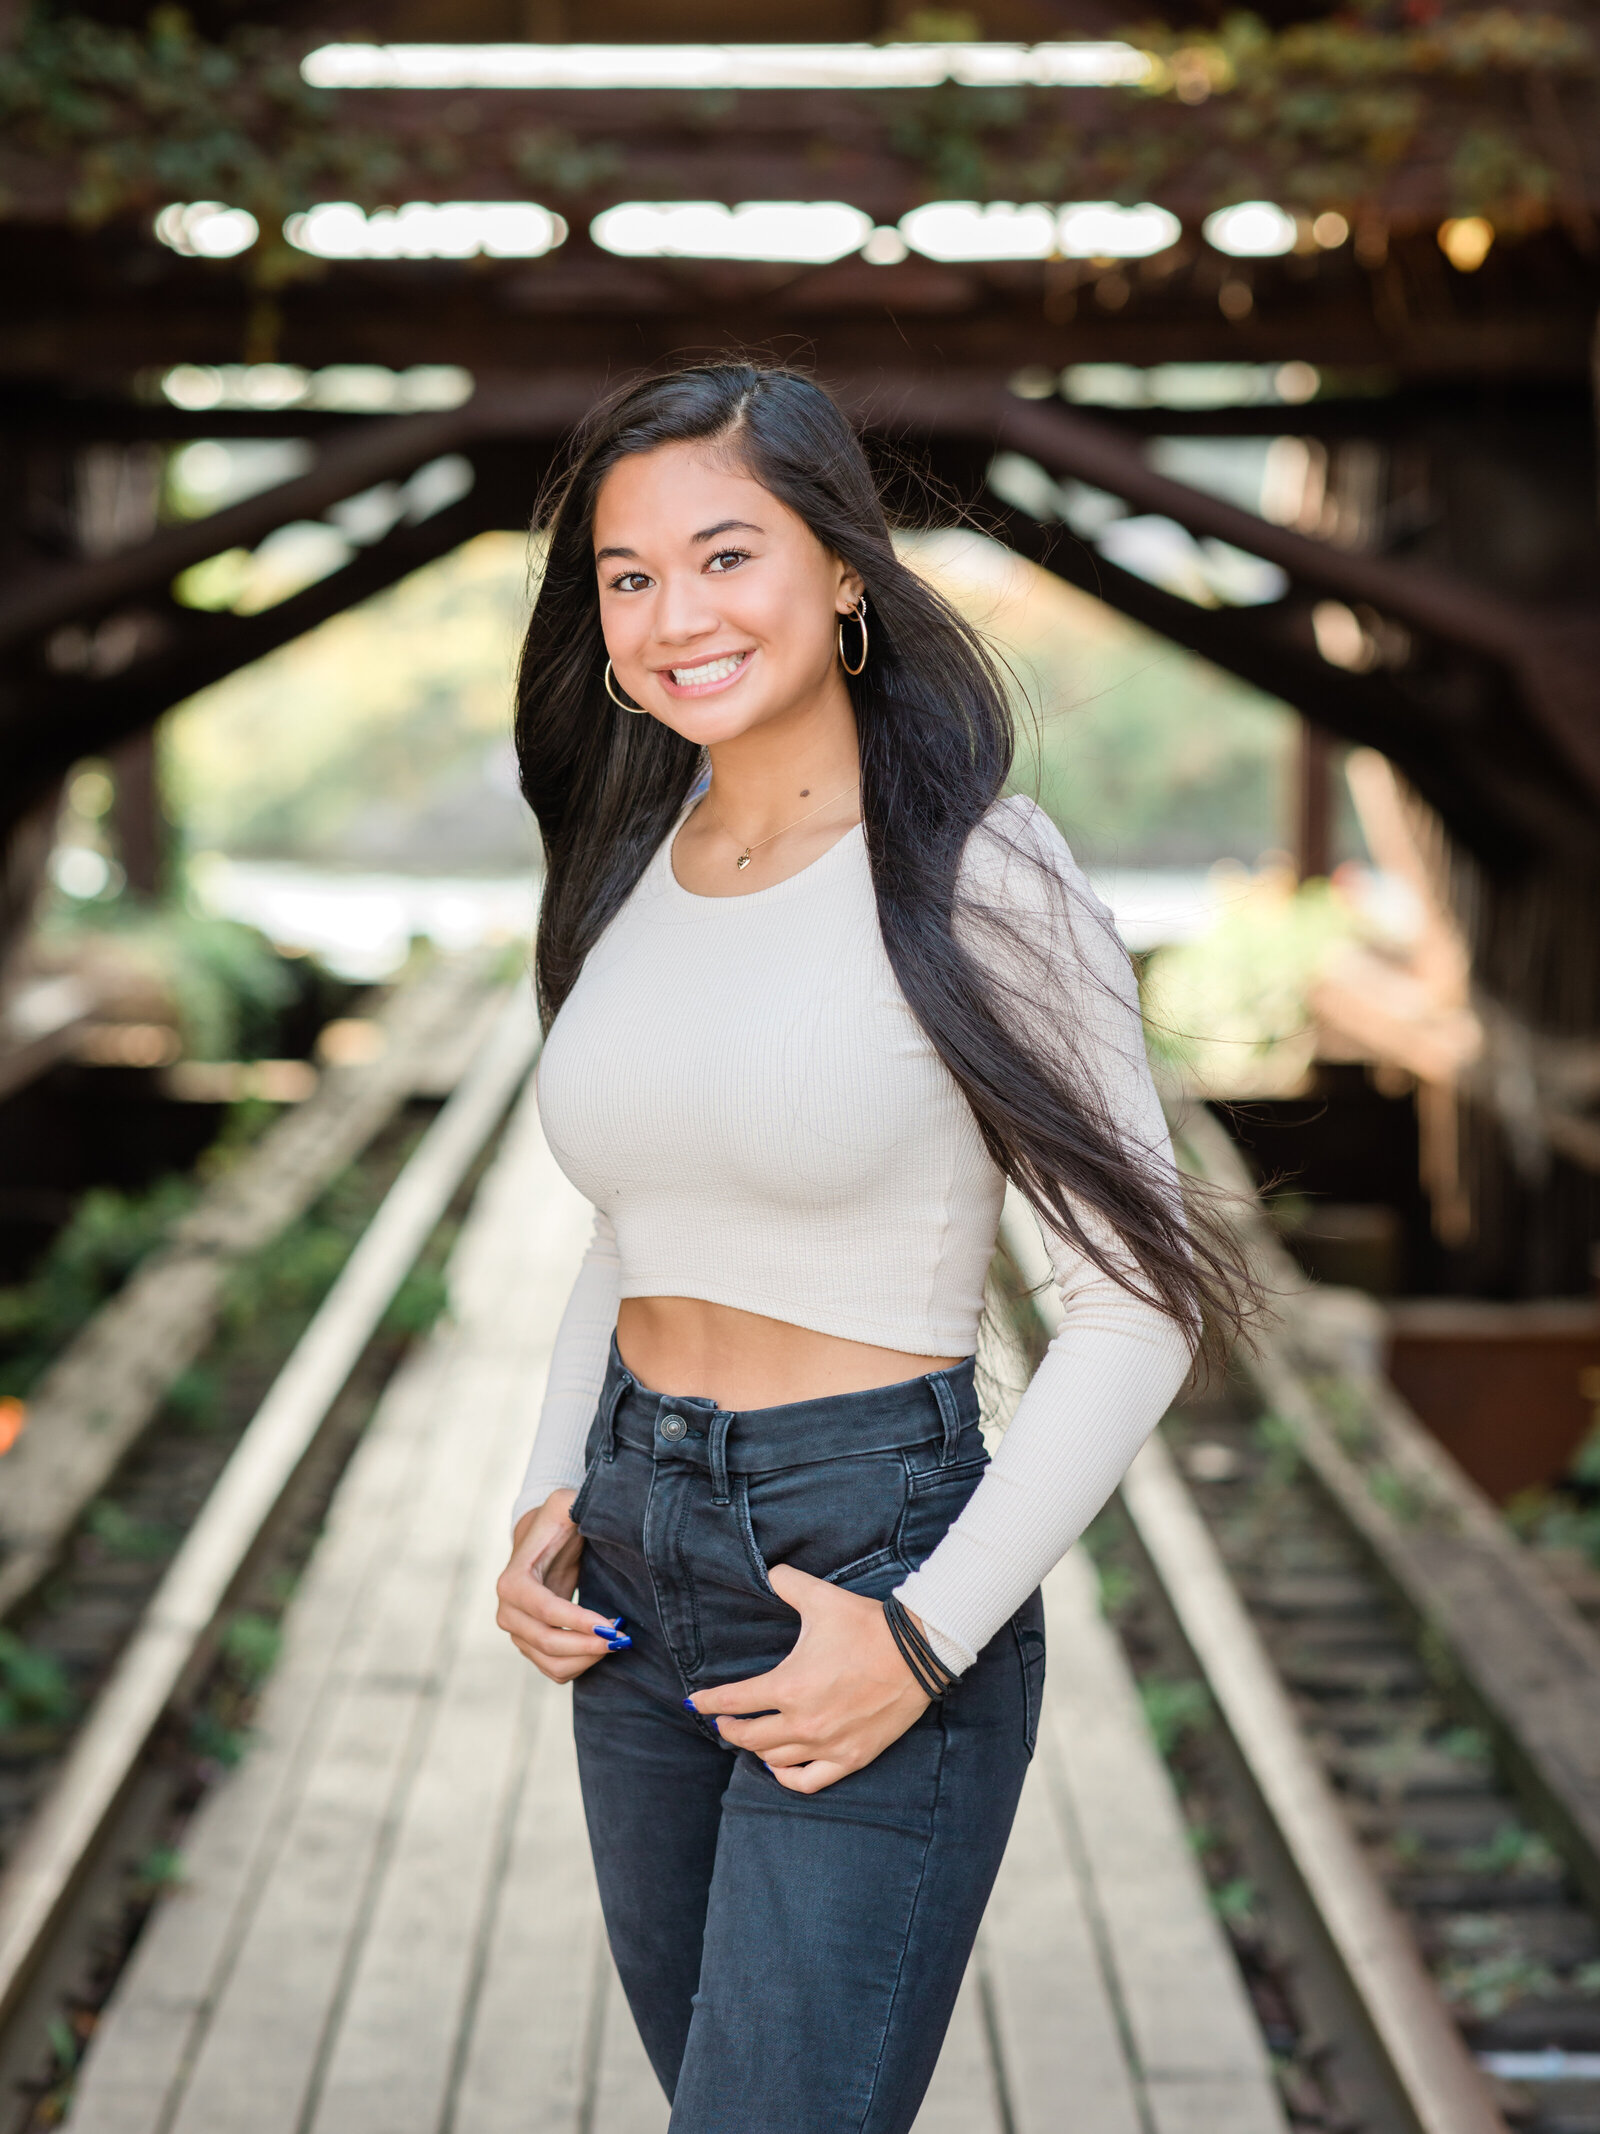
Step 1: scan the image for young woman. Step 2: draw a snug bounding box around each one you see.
[496,363,1246,2134]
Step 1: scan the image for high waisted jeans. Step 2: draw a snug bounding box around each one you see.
[570,1335,1045,2134]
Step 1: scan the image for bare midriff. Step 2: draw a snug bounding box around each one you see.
[616,1295,962,1412]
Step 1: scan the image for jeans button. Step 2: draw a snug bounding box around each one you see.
[660,1414,687,1441]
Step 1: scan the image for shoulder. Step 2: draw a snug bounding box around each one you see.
[960,794,1116,934]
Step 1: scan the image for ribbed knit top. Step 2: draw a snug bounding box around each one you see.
[514,793,1194,1672]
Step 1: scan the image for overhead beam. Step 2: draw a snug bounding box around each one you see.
[3,375,1596,884]
[4,240,1594,387]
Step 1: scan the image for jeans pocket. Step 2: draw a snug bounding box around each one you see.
[741,1453,910,1592]
[1011,1591,1047,1756]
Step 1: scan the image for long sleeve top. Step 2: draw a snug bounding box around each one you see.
[512,793,1194,1672]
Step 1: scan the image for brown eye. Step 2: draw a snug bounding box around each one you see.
[706,549,749,573]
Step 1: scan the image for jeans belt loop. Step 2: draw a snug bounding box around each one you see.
[708,1410,733,1507]
[599,1366,633,1463]
[929,1371,962,1466]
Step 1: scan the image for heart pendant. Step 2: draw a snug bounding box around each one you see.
[736,852,751,870]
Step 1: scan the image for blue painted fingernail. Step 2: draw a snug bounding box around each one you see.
[682,1696,697,1711]
[606,1635,632,1650]
[592,1625,612,1638]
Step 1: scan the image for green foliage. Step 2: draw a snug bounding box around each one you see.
[1211,1876,1260,1925]
[1254,1409,1302,1484]
[0,1174,195,1400]
[1437,1724,1490,1766]
[166,1363,221,1431]
[0,1630,74,1730]
[0,7,403,280]
[189,1707,247,1766]
[1141,876,1361,1100]
[221,1612,281,1688]
[4,4,1589,266]
[132,1844,187,1894]
[381,1259,451,1337]
[1098,8,1592,223]
[1456,1821,1559,1877]
[166,534,534,869]
[1095,1560,1139,1618]
[1367,1462,1421,1524]
[85,1499,180,1561]
[44,901,297,1060]
[1139,1675,1213,1757]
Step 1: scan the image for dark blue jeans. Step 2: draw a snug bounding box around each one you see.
[570,1335,1045,2134]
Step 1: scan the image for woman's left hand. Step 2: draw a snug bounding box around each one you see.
[686,1564,933,1792]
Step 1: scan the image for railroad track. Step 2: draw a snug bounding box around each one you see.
[1166,1383,1600,2133]
[0,991,540,2126]
[1000,1103,1600,2134]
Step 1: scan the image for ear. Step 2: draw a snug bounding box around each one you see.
[835,559,866,613]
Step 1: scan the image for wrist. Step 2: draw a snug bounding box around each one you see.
[513,1486,577,1550]
[881,1595,957,1700]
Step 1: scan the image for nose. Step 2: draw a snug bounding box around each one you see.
[651,569,722,648]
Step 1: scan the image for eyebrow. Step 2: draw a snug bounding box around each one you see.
[594,518,766,566]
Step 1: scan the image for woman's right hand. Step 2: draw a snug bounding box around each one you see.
[496,1491,628,1682]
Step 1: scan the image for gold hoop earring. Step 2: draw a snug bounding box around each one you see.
[605,659,647,714]
[838,596,868,677]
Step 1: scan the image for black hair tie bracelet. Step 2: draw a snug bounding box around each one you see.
[883,1595,957,1700]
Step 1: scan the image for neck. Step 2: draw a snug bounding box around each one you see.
[705,683,860,840]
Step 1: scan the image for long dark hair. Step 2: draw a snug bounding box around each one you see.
[515,362,1252,1360]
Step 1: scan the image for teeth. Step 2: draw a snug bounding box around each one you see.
[671,653,745,686]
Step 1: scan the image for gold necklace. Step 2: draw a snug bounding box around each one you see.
[704,778,860,871]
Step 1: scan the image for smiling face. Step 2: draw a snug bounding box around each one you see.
[592,440,863,747]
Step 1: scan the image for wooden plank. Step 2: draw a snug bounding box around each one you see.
[65,1081,585,2134]
[1038,1550,1287,2134]
[62,1344,463,2134]
[0,955,501,1620]
[446,1686,607,2134]
[305,1458,553,2131]
[979,1757,1144,2134]
[157,1355,525,2134]
[910,1966,1002,2134]
[591,1962,671,2134]
[0,991,539,2033]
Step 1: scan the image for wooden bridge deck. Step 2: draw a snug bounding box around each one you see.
[65,1082,1285,2134]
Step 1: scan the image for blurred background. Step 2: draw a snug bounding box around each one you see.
[1,7,1599,2116]
[3,0,1598,1504]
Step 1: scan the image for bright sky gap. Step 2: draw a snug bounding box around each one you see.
[162,197,1281,266]
[300,42,1154,91]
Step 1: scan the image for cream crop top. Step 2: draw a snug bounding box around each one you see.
[513,792,1194,1672]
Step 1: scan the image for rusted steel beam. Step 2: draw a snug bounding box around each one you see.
[0,368,1549,669]
[854,380,1600,806]
[5,238,1596,388]
[0,375,596,657]
[4,368,1594,827]
[0,488,498,788]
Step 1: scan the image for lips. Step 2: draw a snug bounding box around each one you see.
[653,650,754,697]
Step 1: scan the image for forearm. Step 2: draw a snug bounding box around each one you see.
[894,1290,1192,1669]
[510,1208,621,1528]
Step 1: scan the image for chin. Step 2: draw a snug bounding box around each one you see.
[650,694,775,748]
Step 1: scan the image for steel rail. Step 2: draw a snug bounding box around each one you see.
[999,1191,1511,2134]
[0,989,540,2030]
